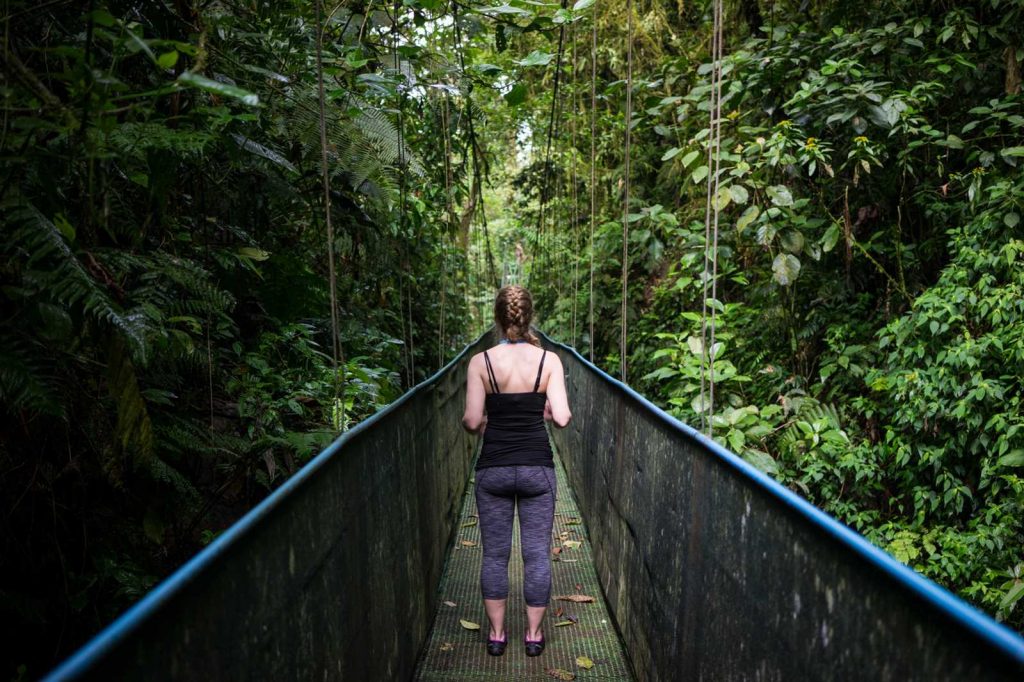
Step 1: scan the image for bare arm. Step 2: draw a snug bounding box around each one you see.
[462,354,487,434]
[545,354,572,428]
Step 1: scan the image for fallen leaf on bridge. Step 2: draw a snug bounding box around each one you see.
[576,655,595,669]
[554,619,576,627]
[555,594,594,603]
[443,600,456,607]
[461,519,477,528]
[562,540,582,549]
[546,668,575,680]
[459,619,480,630]
[440,642,454,652]
[460,539,477,547]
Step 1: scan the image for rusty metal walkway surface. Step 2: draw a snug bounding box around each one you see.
[415,450,633,681]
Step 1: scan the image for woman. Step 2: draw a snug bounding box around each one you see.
[462,285,572,658]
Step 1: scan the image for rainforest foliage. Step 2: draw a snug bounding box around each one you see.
[1,0,1022,676]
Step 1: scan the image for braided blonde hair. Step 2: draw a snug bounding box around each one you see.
[494,285,541,347]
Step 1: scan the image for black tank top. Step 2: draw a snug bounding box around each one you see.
[475,349,554,470]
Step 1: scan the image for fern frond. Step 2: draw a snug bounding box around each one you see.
[5,200,149,363]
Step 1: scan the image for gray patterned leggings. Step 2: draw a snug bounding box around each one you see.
[475,465,557,607]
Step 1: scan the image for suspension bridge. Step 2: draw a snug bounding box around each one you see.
[43,331,1024,681]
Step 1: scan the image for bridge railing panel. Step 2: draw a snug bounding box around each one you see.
[45,332,494,681]
[543,333,1024,682]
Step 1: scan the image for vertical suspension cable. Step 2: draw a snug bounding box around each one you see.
[395,2,416,383]
[699,0,725,436]
[589,0,598,362]
[708,0,725,437]
[315,0,343,424]
[570,23,580,348]
[620,0,633,383]
[528,0,569,291]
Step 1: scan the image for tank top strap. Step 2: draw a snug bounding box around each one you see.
[483,351,500,394]
[533,350,547,393]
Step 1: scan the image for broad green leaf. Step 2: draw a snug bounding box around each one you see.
[728,184,749,204]
[822,223,841,252]
[1000,146,1024,158]
[157,51,179,69]
[1005,212,1020,228]
[713,186,732,211]
[736,205,759,232]
[681,150,700,168]
[772,253,801,286]
[573,0,596,9]
[478,3,534,17]
[687,335,703,357]
[779,229,805,254]
[516,50,555,67]
[88,8,118,26]
[766,185,793,207]
[742,450,779,475]
[691,165,709,183]
[998,450,1024,467]
[504,83,528,106]
[661,147,681,161]
[177,72,259,106]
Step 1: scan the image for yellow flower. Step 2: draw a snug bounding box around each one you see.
[853,136,868,144]
[727,109,740,121]
[777,119,792,128]
[804,137,818,149]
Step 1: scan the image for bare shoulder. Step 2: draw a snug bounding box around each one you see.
[544,350,564,368]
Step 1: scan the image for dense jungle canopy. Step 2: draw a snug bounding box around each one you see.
[1,0,1022,677]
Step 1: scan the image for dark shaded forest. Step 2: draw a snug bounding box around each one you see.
[1,0,1021,677]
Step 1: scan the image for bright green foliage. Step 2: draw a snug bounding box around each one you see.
[495,0,1024,634]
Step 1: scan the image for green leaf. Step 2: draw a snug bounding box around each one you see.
[779,229,805,253]
[177,72,259,106]
[1005,212,1020,228]
[713,186,732,211]
[736,205,759,232]
[998,450,1024,467]
[504,83,528,106]
[772,253,801,286]
[157,51,179,69]
[766,185,793,207]
[88,9,118,26]
[680,150,700,168]
[573,0,596,9]
[999,146,1024,158]
[478,3,534,17]
[728,184,749,204]
[742,450,779,475]
[516,50,555,67]
[662,147,681,161]
[691,165,709,183]
[687,335,703,357]
[822,223,841,252]
[459,619,481,630]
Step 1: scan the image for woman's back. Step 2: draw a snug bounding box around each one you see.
[476,344,553,470]
[480,343,550,394]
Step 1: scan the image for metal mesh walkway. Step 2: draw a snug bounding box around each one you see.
[414,451,634,681]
